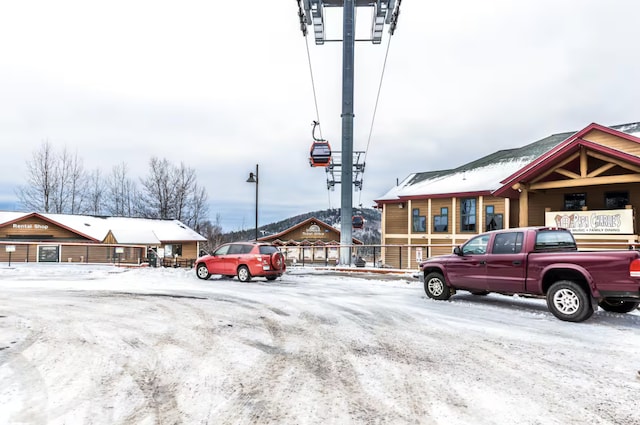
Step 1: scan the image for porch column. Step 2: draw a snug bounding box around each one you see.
[427,198,432,236]
[504,198,510,229]
[519,187,529,227]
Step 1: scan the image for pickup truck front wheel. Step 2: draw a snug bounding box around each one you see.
[546,280,593,322]
[598,299,640,314]
[424,272,452,300]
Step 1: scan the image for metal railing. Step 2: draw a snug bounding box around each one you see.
[281,240,640,270]
[3,240,638,270]
[0,241,196,268]
[280,243,457,270]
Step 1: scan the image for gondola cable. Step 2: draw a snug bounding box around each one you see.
[298,0,333,208]
[302,18,324,141]
[358,34,394,207]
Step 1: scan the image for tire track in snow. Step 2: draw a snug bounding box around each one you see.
[0,313,49,425]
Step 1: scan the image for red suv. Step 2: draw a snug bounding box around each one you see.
[195,242,286,282]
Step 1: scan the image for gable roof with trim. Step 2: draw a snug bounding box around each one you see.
[258,216,363,245]
[0,212,101,241]
[375,122,640,203]
[494,122,640,196]
[0,211,206,244]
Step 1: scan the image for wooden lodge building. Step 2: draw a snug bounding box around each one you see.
[375,121,640,269]
[0,211,206,266]
[258,217,363,265]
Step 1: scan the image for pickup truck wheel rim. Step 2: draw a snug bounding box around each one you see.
[553,288,580,314]
[428,279,444,297]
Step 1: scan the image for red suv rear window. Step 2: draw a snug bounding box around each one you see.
[258,245,279,255]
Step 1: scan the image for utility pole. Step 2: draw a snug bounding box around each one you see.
[299,0,401,265]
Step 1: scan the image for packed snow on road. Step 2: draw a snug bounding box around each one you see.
[1,264,639,425]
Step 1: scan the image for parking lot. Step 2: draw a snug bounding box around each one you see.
[1,265,639,425]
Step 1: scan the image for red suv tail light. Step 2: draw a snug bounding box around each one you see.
[630,258,640,277]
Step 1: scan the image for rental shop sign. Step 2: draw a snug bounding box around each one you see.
[12,223,50,230]
[545,209,634,234]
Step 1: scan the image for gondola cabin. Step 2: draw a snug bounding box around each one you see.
[352,215,364,229]
[309,141,332,167]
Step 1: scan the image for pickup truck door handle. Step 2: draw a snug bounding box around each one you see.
[479,261,487,265]
[512,260,522,266]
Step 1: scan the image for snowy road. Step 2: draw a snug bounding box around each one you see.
[1,265,639,425]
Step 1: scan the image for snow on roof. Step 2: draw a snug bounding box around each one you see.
[377,121,640,202]
[40,212,111,240]
[378,158,533,200]
[0,211,33,224]
[109,227,160,245]
[0,211,205,244]
[612,122,640,137]
[104,217,205,243]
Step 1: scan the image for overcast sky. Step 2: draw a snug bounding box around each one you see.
[2,1,640,231]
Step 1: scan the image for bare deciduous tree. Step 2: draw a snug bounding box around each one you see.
[67,149,86,214]
[106,162,138,217]
[17,142,89,214]
[188,184,209,230]
[52,147,86,214]
[198,214,224,253]
[18,146,210,234]
[138,157,208,229]
[86,168,105,215]
[16,141,59,212]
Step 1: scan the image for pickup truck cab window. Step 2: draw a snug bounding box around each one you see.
[492,232,524,254]
[461,235,490,255]
[535,230,577,251]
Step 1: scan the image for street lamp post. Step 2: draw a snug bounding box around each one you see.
[246,164,259,240]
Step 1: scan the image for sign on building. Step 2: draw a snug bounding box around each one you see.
[545,209,634,234]
[38,245,60,262]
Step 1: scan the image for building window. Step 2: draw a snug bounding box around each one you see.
[412,208,426,232]
[485,205,504,231]
[605,191,629,209]
[165,244,183,257]
[564,193,586,211]
[461,198,476,232]
[433,207,448,232]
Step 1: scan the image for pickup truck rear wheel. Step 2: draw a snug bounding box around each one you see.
[598,299,640,313]
[424,272,452,300]
[546,280,593,322]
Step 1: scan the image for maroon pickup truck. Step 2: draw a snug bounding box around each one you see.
[419,227,640,322]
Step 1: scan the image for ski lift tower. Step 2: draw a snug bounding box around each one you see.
[299,0,401,265]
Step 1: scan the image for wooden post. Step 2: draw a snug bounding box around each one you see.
[519,187,529,227]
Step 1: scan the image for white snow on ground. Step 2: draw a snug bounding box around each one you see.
[0,264,639,425]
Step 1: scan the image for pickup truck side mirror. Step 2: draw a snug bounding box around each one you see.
[453,246,462,256]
